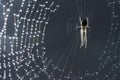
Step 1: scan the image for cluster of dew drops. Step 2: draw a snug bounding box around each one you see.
[0,0,120,80]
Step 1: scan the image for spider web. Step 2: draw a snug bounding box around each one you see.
[0,0,120,80]
[0,0,59,80]
[43,0,120,80]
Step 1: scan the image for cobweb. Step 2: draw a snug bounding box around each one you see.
[44,0,120,80]
[0,0,59,80]
[0,0,120,80]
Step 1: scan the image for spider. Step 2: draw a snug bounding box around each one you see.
[77,17,89,48]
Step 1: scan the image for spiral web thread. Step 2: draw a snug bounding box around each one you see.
[45,0,120,80]
[0,0,59,80]
[0,0,120,80]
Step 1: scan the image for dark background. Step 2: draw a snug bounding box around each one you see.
[46,0,112,72]
[0,0,120,80]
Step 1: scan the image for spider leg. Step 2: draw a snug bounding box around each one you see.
[87,17,89,27]
[76,17,82,29]
[79,17,82,26]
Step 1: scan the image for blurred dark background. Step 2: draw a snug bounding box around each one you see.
[46,0,112,72]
